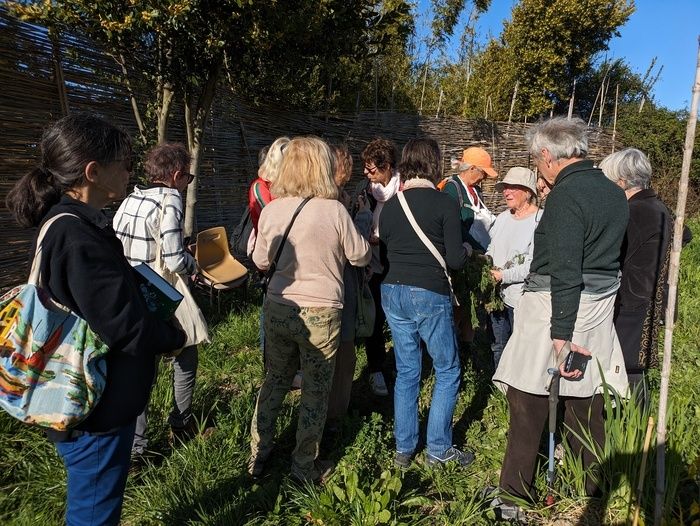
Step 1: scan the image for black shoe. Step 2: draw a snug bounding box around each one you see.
[394,451,414,469]
[424,446,475,468]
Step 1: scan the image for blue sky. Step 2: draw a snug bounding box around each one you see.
[415,0,699,111]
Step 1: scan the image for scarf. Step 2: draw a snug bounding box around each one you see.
[402,177,436,190]
[370,171,401,238]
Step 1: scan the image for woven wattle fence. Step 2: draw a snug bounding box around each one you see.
[0,11,620,289]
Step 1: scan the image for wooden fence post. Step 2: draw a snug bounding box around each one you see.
[654,35,700,526]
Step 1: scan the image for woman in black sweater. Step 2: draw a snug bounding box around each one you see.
[378,138,473,469]
[6,113,185,525]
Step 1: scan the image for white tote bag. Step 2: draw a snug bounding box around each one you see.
[155,195,210,347]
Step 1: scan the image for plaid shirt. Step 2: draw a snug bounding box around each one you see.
[113,185,196,275]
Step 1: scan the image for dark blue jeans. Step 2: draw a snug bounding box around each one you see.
[490,306,514,369]
[55,421,136,526]
[381,284,460,458]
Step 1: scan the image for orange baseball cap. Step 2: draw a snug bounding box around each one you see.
[452,147,498,179]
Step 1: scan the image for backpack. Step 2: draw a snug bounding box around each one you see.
[230,206,255,263]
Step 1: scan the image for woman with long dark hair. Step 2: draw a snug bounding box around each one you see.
[6,113,185,525]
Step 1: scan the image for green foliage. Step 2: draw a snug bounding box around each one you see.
[464,0,635,118]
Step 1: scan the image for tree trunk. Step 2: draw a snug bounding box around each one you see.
[157,82,175,144]
[654,36,700,526]
[115,52,146,143]
[183,64,221,238]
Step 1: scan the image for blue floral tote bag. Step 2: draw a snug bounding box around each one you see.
[0,214,108,430]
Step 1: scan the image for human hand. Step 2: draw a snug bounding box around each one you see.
[369,234,380,246]
[357,193,371,212]
[462,242,473,257]
[553,339,591,379]
[490,269,503,282]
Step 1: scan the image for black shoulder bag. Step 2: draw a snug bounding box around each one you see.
[259,197,311,294]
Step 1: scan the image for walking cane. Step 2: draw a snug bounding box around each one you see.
[545,366,561,507]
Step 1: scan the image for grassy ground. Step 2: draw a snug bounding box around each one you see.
[2,221,700,525]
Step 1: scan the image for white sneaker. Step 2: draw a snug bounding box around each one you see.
[369,372,389,396]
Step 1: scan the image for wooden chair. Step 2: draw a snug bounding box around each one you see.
[194,226,248,310]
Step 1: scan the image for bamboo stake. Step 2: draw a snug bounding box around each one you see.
[611,84,620,152]
[419,57,431,115]
[435,89,443,118]
[588,81,603,126]
[632,416,655,526]
[567,79,576,120]
[654,35,700,526]
[49,29,70,116]
[508,81,519,124]
[598,76,609,127]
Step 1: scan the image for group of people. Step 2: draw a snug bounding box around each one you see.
[5,112,674,524]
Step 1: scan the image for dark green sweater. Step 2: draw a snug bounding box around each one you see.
[527,160,628,340]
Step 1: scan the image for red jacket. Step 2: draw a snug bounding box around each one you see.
[248,177,273,230]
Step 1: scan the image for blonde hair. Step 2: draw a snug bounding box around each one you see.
[260,136,290,183]
[272,137,338,199]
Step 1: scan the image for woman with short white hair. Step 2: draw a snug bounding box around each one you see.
[600,148,672,405]
[491,117,629,519]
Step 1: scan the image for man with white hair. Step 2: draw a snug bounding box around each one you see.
[491,117,629,519]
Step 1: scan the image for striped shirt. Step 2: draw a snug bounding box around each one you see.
[113,185,196,275]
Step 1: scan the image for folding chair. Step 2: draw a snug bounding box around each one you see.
[194,226,249,311]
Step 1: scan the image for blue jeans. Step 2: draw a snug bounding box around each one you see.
[490,306,514,368]
[381,284,460,458]
[55,421,136,526]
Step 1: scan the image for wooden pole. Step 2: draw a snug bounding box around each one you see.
[508,80,519,124]
[49,29,70,116]
[654,35,700,526]
[419,58,430,115]
[435,89,443,118]
[632,416,655,526]
[598,76,609,127]
[611,84,620,152]
[588,81,602,126]
[567,79,576,120]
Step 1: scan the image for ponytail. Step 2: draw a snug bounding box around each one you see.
[6,113,131,228]
[6,167,61,228]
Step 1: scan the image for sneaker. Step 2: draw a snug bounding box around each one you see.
[394,451,413,469]
[291,370,303,390]
[489,495,528,523]
[291,459,334,484]
[369,371,389,396]
[424,446,475,468]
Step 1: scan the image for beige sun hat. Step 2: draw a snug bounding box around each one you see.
[494,167,537,194]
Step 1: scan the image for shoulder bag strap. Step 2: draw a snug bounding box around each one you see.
[396,192,459,305]
[266,197,311,280]
[446,177,465,208]
[28,213,80,286]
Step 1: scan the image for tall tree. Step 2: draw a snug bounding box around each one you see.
[464,0,634,119]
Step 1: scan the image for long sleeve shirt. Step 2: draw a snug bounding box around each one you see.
[526,160,628,340]
[253,197,371,308]
[379,187,467,296]
[113,185,196,275]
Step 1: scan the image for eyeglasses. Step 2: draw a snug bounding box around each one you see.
[185,172,195,184]
[364,164,378,175]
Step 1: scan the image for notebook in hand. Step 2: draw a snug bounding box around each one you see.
[133,263,184,320]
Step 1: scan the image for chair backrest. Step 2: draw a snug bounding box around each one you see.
[196,227,230,271]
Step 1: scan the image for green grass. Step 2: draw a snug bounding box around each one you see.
[2,223,700,525]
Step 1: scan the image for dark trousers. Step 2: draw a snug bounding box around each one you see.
[365,273,387,373]
[499,387,605,502]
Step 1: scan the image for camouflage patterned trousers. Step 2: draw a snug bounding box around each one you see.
[250,299,341,479]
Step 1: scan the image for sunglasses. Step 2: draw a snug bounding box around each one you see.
[364,164,379,174]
